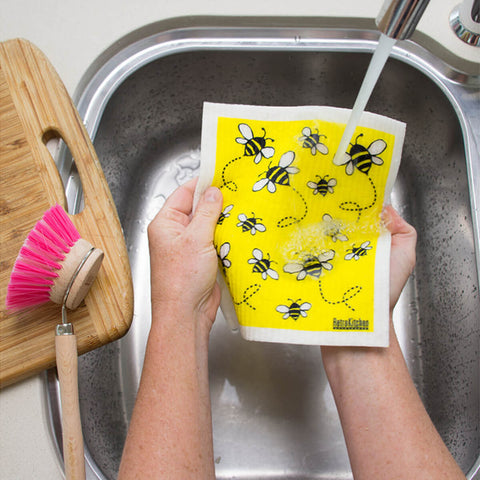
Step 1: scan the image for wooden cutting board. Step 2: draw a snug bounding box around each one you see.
[0,39,134,387]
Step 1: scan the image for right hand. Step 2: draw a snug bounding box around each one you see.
[382,205,417,311]
[322,206,416,359]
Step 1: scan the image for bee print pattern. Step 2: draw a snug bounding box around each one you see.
[318,280,362,312]
[235,283,262,311]
[307,175,337,196]
[236,123,275,164]
[237,213,266,235]
[299,127,329,156]
[248,248,279,280]
[322,214,349,242]
[276,299,312,320]
[218,242,232,269]
[214,116,396,323]
[253,151,300,193]
[217,204,234,225]
[334,133,386,175]
[283,250,335,280]
[345,241,372,260]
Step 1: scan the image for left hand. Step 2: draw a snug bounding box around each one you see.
[147,178,223,332]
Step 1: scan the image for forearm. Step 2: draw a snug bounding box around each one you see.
[322,319,465,480]
[118,308,215,480]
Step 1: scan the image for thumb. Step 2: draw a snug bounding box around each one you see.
[383,206,417,309]
[189,186,223,243]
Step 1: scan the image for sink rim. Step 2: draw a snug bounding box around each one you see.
[73,24,480,287]
[48,24,480,480]
[76,25,480,139]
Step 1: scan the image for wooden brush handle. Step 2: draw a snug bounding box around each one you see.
[0,39,134,389]
[55,334,86,480]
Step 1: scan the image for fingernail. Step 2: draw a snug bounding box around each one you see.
[204,187,220,203]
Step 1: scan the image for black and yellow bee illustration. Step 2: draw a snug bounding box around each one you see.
[299,127,329,156]
[322,214,348,242]
[276,299,312,320]
[218,242,232,269]
[236,123,275,164]
[253,151,299,193]
[307,175,337,196]
[345,241,372,260]
[283,250,335,280]
[236,213,266,235]
[248,248,279,280]
[334,133,386,175]
[217,204,233,225]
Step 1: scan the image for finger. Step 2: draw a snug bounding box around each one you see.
[382,205,415,238]
[382,206,417,308]
[189,187,223,243]
[162,178,198,215]
[384,206,417,257]
[155,178,198,228]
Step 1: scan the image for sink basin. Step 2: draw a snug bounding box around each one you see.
[47,22,480,479]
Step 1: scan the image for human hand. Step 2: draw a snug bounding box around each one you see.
[382,205,417,311]
[319,208,464,480]
[147,178,223,332]
[322,206,416,359]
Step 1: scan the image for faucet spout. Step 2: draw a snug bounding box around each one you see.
[376,0,430,40]
[450,0,480,46]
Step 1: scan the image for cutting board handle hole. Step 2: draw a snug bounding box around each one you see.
[42,129,85,215]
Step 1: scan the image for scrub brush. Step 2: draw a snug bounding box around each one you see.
[6,203,104,480]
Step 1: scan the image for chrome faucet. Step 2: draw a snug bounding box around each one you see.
[450,0,480,46]
[375,0,431,40]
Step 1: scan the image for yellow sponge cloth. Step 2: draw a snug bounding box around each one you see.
[197,103,405,347]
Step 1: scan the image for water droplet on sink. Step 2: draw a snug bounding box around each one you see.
[219,378,241,408]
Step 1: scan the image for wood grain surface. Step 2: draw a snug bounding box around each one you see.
[0,39,133,387]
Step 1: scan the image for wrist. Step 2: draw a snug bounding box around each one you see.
[144,306,211,392]
[150,301,213,344]
[151,279,220,333]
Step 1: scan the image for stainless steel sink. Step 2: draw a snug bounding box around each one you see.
[47,22,480,479]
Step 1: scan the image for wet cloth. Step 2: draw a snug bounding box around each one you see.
[196,102,405,346]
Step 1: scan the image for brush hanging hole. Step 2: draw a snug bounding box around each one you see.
[42,129,85,215]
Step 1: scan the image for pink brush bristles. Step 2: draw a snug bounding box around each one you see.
[6,204,81,310]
